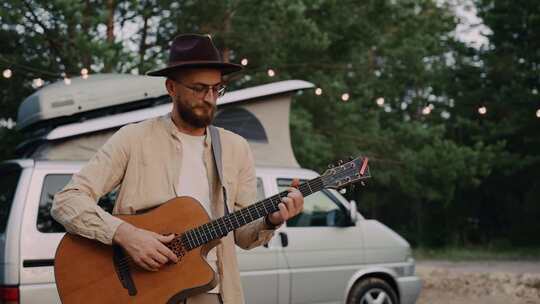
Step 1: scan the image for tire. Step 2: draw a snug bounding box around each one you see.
[347,277,399,304]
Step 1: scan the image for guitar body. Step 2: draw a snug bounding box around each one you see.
[54,196,219,304]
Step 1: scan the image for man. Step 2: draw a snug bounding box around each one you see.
[51,34,304,304]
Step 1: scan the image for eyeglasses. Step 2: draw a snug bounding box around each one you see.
[175,80,227,98]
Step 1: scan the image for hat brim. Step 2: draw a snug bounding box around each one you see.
[146,61,243,77]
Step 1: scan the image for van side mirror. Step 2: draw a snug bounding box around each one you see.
[349,200,358,224]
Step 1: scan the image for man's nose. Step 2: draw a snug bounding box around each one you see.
[204,88,217,102]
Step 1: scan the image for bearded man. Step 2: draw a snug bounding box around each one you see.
[52,34,304,304]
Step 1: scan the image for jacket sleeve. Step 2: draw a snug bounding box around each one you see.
[51,125,133,245]
[233,138,279,250]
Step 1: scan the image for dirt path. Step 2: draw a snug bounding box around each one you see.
[416,260,540,304]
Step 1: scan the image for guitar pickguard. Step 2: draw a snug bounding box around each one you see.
[113,245,137,296]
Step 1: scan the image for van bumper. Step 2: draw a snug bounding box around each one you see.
[397,276,422,304]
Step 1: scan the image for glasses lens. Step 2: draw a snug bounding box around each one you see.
[217,85,226,97]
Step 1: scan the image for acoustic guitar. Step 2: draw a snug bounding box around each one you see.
[54,156,370,303]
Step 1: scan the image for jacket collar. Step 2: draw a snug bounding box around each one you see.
[161,113,211,147]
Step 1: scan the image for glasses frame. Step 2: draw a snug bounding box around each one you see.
[174,80,227,98]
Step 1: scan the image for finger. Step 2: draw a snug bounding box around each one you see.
[278,202,289,220]
[136,258,157,272]
[157,244,178,263]
[290,178,300,189]
[156,233,175,243]
[283,197,298,214]
[150,250,168,264]
[143,256,161,270]
[289,189,304,208]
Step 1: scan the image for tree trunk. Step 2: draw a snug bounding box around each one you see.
[82,0,92,69]
[139,15,149,74]
[104,0,116,72]
[221,8,232,63]
[106,0,115,44]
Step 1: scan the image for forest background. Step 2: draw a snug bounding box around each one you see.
[1,0,539,251]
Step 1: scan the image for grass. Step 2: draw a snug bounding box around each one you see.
[413,246,540,261]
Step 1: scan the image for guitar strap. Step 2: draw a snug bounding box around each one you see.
[209,126,230,216]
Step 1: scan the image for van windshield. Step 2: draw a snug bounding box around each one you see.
[0,163,22,233]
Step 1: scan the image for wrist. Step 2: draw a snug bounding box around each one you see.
[112,222,133,245]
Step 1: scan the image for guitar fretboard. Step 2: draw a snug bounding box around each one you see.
[178,176,324,251]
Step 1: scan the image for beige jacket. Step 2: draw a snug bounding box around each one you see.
[51,114,277,304]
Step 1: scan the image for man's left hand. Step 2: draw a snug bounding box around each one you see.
[267,178,304,227]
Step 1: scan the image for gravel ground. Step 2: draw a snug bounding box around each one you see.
[416,260,540,304]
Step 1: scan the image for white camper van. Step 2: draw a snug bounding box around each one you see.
[0,75,421,304]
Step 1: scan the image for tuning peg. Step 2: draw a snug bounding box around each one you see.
[328,164,335,169]
[360,181,366,186]
[349,156,354,161]
[339,188,346,194]
[337,159,344,165]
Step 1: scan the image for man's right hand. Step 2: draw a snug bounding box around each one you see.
[113,222,178,271]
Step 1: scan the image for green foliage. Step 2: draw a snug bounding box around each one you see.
[0,0,538,248]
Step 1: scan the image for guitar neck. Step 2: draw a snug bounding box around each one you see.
[180,177,324,251]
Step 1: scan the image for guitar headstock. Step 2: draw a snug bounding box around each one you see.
[321,156,371,190]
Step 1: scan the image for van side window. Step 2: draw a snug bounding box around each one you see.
[277,179,349,227]
[256,178,265,202]
[0,163,22,233]
[37,174,117,233]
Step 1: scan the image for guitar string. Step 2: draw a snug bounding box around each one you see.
[115,164,368,270]
[115,179,326,270]
[184,178,325,249]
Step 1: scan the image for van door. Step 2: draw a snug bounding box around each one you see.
[19,171,116,303]
[238,177,286,304]
[277,179,364,304]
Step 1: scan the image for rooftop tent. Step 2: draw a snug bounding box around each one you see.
[17,74,167,131]
[20,74,314,168]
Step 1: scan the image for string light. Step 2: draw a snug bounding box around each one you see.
[3,69,12,78]
[3,64,540,119]
[32,78,44,88]
[81,68,89,79]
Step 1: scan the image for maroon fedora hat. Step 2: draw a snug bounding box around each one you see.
[147,34,243,77]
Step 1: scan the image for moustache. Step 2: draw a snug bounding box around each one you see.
[192,102,215,110]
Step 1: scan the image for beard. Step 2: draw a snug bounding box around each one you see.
[174,95,216,128]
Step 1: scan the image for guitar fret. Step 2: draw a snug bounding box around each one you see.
[305,182,312,194]
[247,208,255,221]
[210,221,219,238]
[195,228,203,246]
[203,224,212,241]
[239,209,247,224]
[218,218,226,236]
[262,200,269,213]
[233,214,242,227]
[186,231,194,249]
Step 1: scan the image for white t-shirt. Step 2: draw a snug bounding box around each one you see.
[175,131,219,293]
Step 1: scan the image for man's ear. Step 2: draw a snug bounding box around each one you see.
[165,78,176,96]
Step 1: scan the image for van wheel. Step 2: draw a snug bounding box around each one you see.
[347,277,398,304]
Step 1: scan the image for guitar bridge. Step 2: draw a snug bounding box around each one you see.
[113,245,137,296]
